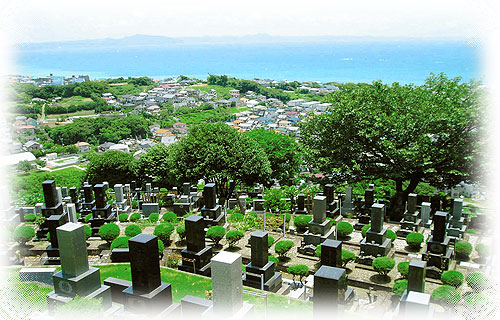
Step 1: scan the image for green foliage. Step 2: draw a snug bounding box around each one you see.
[463,293,487,307]
[137,143,175,186]
[124,224,142,237]
[466,272,488,291]
[24,213,36,222]
[54,295,102,317]
[372,257,395,276]
[110,236,131,250]
[225,230,244,247]
[431,285,462,306]
[148,213,160,223]
[158,240,165,256]
[176,224,186,240]
[336,221,353,238]
[162,212,177,223]
[397,262,409,278]
[153,223,175,244]
[13,226,35,245]
[228,213,244,223]
[118,213,129,222]
[206,226,226,245]
[85,151,138,186]
[441,270,465,288]
[293,215,312,232]
[314,245,321,258]
[455,240,473,258]
[386,230,397,242]
[275,240,294,259]
[475,243,490,258]
[129,213,141,222]
[263,188,287,213]
[269,256,279,264]
[287,264,309,284]
[341,250,356,267]
[84,213,93,223]
[268,236,275,248]
[392,279,408,296]
[361,224,370,238]
[98,223,120,244]
[34,215,45,227]
[17,160,32,172]
[405,232,424,248]
[84,225,92,239]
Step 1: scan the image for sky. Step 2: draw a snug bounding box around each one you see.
[0,0,496,43]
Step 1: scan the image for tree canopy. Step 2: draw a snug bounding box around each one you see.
[85,151,138,186]
[300,73,484,220]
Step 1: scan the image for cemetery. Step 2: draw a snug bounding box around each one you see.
[1,177,496,320]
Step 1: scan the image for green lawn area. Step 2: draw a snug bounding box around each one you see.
[177,107,250,125]
[187,84,235,99]
[53,96,93,107]
[46,109,96,119]
[108,83,154,98]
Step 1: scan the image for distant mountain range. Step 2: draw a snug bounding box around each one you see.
[16,33,470,52]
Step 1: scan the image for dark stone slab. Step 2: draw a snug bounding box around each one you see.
[313,266,347,316]
[203,183,217,209]
[42,180,58,208]
[111,248,130,262]
[185,215,206,253]
[104,277,132,305]
[408,260,426,293]
[250,231,268,267]
[433,211,448,242]
[93,184,107,209]
[321,239,342,268]
[52,267,101,297]
[122,282,173,314]
[83,184,94,203]
[46,214,67,248]
[129,234,161,293]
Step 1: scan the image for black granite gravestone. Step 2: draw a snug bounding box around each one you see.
[422,211,453,278]
[321,239,342,268]
[313,266,353,318]
[178,215,212,276]
[201,183,223,226]
[295,193,307,214]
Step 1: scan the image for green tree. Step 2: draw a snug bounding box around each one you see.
[287,264,309,285]
[300,74,484,220]
[85,151,138,186]
[17,160,32,172]
[225,230,244,247]
[137,143,175,186]
[206,226,226,245]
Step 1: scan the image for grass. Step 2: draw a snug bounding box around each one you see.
[108,83,154,98]
[177,107,250,125]
[52,96,93,107]
[46,109,95,119]
[187,84,236,99]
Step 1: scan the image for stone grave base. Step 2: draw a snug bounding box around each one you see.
[203,213,224,228]
[122,282,173,315]
[47,284,112,313]
[181,295,213,318]
[111,248,129,262]
[243,261,282,292]
[178,247,212,276]
[201,301,254,319]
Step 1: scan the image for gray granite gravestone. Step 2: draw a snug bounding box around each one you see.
[142,203,159,218]
[341,186,354,216]
[45,213,67,263]
[295,193,307,214]
[397,193,422,237]
[69,187,81,213]
[358,203,392,265]
[66,203,77,223]
[420,202,431,228]
[312,265,354,318]
[355,187,374,230]
[446,198,466,241]
[298,196,335,255]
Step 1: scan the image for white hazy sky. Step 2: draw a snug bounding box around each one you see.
[0,0,497,43]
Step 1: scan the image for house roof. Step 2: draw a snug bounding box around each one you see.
[74,142,90,147]
[155,129,170,135]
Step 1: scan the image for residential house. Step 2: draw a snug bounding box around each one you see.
[24,141,43,152]
[17,125,35,135]
[99,142,116,152]
[74,141,91,153]
[154,128,171,138]
[160,134,177,146]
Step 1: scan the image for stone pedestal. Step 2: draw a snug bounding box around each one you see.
[397,193,422,237]
[446,199,466,241]
[358,204,392,265]
[354,187,374,230]
[201,183,224,227]
[420,202,432,228]
[298,196,335,255]
[312,266,354,318]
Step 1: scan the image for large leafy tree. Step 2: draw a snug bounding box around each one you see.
[85,151,138,186]
[300,73,484,220]
[246,128,302,186]
[137,143,175,186]
[169,123,272,202]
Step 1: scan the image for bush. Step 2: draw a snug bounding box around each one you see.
[269,256,279,264]
[315,245,322,257]
[129,213,141,222]
[98,223,120,244]
[372,256,395,276]
[166,254,181,268]
[84,225,92,239]
[341,250,356,267]
[153,223,175,244]
[465,272,488,291]
[84,213,93,223]
[386,230,397,241]
[35,215,46,228]
[206,226,226,245]
[24,214,36,223]
[441,270,464,288]
[131,200,138,209]
[287,264,309,284]
[393,279,408,296]
[148,213,159,223]
[455,240,473,259]
[463,293,487,307]
[405,232,424,248]
[125,224,142,237]
[398,261,410,278]
[176,224,186,240]
[13,226,36,245]
[226,230,244,247]
[110,236,131,250]
[228,213,244,223]
[264,237,272,249]
[361,224,371,238]
[158,239,165,256]
[336,221,353,238]
[162,212,177,223]
[275,240,294,259]
[475,243,490,258]
[118,213,129,222]
[431,285,462,306]
[293,215,312,232]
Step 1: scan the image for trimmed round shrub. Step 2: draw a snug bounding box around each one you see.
[287,264,309,284]
[228,213,244,223]
[125,224,142,237]
[361,224,371,238]
[162,212,177,223]
[441,270,464,288]
[158,239,165,256]
[431,285,461,306]
[341,249,356,267]
[268,236,275,248]
[153,223,175,244]
[466,272,488,291]
[13,226,36,245]
[475,243,490,258]
[393,279,408,296]
[118,213,129,222]
[293,215,312,232]
[405,232,424,249]
[84,225,92,240]
[372,256,396,276]
[386,230,397,242]
[129,213,141,222]
[176,224,186,240]
[206,226,226,245]
[131,200,138,209]
[455,240,473,259]
[315,245,322,257]
[84,213,93,223]
[336,221,354,238]
[148,213,160,223]
[111,236,131,250]
[269,256,279,264]
[98,223,120,244]
[397,261,409,278]
[24,214,36,223]
[226,230,244,247]
[463,293,488,307]
[275,240,294,259]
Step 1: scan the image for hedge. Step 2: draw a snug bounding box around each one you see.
[176,224,186,240]
[465,272,488,291]
[293,215,312,232]
[405,232,424,248]
[475,243,490,258]
[441,270,464,288]
[431,285,461,306]
[206,226,226,245]
[148,213,160,223]
[372,256,395,276]
[455,240,473,259]
[24,214,36,222]
[268,236,275,248]
[162,212,177,223]
[124,224,142,237]
[110,236,131,250]
[275,240,294,259]
[287,264,309,284]
[397,262,409,278]
[228,213,244,223]
[84,225,92,239]
[118,213,129,222]
[129,213,141,222]
[269,256,279,264]
[336,221,354,238]
[386,230,397,242]
[84,213,93,223]
[98,223,120,244]
[463,293,488,307]
[361,224,371,238]
[393,279,408,296]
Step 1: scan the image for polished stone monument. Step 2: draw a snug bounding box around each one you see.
[422,211,453,279]
[358,203,392,265]
[397,193,422,237]
[298,196,335,256]
[201,183,223,227]
[178,215,212,276]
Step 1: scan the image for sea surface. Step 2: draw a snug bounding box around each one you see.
[13,40,482,84]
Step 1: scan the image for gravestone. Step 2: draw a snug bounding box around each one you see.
[295,193,307,215]
[341,187,354,217]
[41,180,63,217]
[142,203,159,218]
[324,184,340,217]
[298,196,335,256]
[420,202,432,228]
[35,203,43,216]
[358,203,392,265]
[252,195,265,214]
[201,183,223,227]
[178,215,212,276]
[397,193,422,237]
[355,187,374,230]
[238,195,247,213]
[56,187,63,205]
[243,231,282,292]
[114,184,131,214]
[313,265,354,318]
[173,195,193,216]
[399,261,432,319]
[183,182,191,196]
[446,198,466,241]
[421,211,453,279]
[45,214,68,263]
[69,187,81,213]
[66,203,77,223]
[81,183,95,217]
[89,184,113,236]
[321,239,342,268]
[47,223,112,313]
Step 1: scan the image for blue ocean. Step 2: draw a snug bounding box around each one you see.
[14,40,482,84]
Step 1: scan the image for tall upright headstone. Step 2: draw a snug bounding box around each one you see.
[114,183,131,214]
[422,211,453,279]
[420,202,431,228]
[341,187,354,216]
[69,187,81,213]
[321,239,342,268]
[313,265,353,318]
[299,196,335,255]
[355,187,375,229]
[359,203,392,265]
[399,260,432,318]
[201,183,223,226]
[92,184,112,219]
[397,193,422,237]
[446,198,466,241]
[295,193,307,214]
[66,204,77,223]
[178,215,212,276]
[81,183,95,215]
[37,180,63,240]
